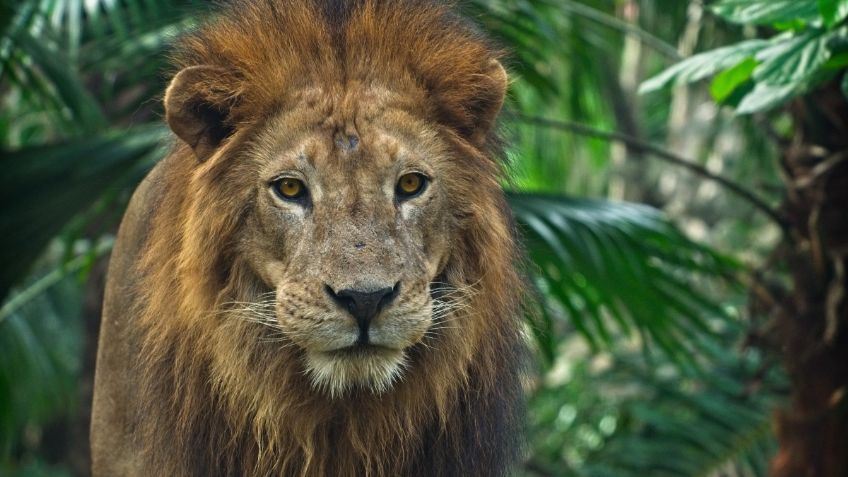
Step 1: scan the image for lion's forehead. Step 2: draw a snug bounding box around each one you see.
[255,86,442,170]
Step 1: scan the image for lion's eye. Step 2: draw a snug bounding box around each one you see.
[272,177,307,200]
[396,173,427,199]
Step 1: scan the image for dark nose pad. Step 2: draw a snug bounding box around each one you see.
[325,283,400,342]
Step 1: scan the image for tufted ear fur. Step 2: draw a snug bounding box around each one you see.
[470,59,508,144]
[437,59,508,146]
[164,65,238,161]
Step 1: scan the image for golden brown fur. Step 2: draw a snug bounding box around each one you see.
[91,1,527,475]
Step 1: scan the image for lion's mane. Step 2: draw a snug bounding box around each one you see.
[135,1,527,475]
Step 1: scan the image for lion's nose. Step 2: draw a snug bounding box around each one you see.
[325,283,400,340]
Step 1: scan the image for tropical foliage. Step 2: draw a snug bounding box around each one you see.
[4,0,845,475]
[641,0,848,113]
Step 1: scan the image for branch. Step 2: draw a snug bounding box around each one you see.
[509,113,789,231]
[560,0,683,61]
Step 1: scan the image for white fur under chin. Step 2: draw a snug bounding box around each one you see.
[304,348,409,398]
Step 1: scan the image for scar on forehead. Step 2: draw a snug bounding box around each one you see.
[333,130,359,152]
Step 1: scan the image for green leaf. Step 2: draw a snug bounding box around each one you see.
[508,193,737,368]
[710,57,758,103]
[736,82,803,114]
[0,125,165,300]
[819,0,848,27]
[0,253,86,458]
[639,40,769,94]
[531,338,784,476]
[711,0,822,26]
[734,28,841,113]
[754,29,835,85]
[0,240,113,323]
[6,28,106,131]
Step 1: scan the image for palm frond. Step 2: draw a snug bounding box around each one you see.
[0,245,88,459]
[1,0,201,137]
[509,193,739,368]
[0,125,166,300]
[525,334,784,476]
[578,349,782,477]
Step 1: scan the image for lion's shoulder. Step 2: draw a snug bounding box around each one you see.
[90,155,174,476]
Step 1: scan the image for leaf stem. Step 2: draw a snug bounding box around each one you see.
[0,239,114,324]
[510,113,789,231]
[559,0,683,61]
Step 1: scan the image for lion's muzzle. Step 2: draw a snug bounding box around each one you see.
[324,282,400,344]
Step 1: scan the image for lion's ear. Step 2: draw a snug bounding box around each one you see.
[462,59,508,146]
[164,65,238,162]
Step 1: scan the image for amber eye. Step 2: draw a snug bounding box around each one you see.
[396,173,427,199]
[272,177,307,200]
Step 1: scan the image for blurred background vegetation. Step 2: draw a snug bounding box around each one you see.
[2,0,847,475]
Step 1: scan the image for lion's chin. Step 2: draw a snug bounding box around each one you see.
[304,346,408,398]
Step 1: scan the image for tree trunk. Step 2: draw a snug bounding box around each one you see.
[771,83,848,477]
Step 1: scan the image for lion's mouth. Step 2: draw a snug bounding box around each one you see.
[305,344,408,396]
[326,343,398,358]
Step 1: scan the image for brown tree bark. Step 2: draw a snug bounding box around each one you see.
[770,83,848,477]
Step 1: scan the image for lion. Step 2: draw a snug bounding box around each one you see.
[90,0,528,475]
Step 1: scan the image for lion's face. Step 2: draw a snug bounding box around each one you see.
[240,88,455,395]
[164,26,508,396]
